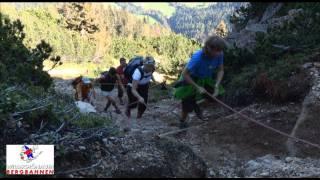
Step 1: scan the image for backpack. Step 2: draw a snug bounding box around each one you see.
[72,76,83,89]
[99,71,108,83]
[99,71,117,91]
[124,56,144,83]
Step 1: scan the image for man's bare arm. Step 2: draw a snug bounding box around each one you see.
[131,80,144,103]
[215,64,224,87]
[116,74,126,94]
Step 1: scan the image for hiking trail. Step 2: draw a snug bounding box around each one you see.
[53,77,320,177]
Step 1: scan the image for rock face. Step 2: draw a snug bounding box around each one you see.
[55,134,207,178]
[259,3,283,23]
[108,135,207,178]
[244,154,320,177]
[287,62,320,157]
[267,8,303,29]
[226,3,304,51]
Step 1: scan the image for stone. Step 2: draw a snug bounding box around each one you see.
[17,121,22,128]
[288,8,303,16]
[209,170,215,176]
[285,157,294,163]
[260,172,270,177]
[42,136,49,142]
[79,146,86,150]
[246,160,260,172]
[102,138,108,144]
[313,62,320,68]
[244,154,320,177]
[303,63,313,69]
[260,3,283,23]
[245,23,268,33]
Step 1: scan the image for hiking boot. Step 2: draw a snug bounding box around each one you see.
[179,121,188,129]
[195,112,204,120]
[194,107,204,120]
[119,99,124,105]
[104,106,109,112]
[123,127,131,132]
[137,111,143,119]
[125,108,131,118]
[104,103,111,112]
[115,109,122,114]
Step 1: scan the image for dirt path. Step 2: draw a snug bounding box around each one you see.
[54,78,320,177]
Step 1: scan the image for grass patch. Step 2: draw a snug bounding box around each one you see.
[133,2,176,17]
[136,14,159,25]
[72,113,113,128]
[180,2,216,9]
[43,60,116,79]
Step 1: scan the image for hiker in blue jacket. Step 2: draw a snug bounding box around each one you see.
[174,35,227,128]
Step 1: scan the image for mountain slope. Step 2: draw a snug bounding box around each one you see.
[114,2,247,42]
[1,2,201,78]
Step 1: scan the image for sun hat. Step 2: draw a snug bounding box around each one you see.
[82,77,91,84]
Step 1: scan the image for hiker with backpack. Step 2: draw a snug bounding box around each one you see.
[116,57,128,105]
[98,67,126,114]
[123,56,156,131]
[174,35,227,129]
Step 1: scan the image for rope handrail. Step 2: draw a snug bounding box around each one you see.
[202,91,320,150]
[76,77,320,151]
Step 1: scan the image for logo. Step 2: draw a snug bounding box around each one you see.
[6,145,54,175]
[19,145,42,163]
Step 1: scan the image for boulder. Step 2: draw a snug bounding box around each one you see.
[55,134,207,178]
[287,63,320,157]
[226,3,304,52]
[110,135,207,178]
[260,3,283,23]
[244,154,320,177]
[75,101,97,114]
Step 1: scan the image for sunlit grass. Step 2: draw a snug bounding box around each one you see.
[136,14,159,25]
[43,60,113,79]
[133,2,176,17]
[179,2,216,8]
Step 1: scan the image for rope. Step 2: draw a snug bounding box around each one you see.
[144,101,181,119]
[79,70,320,151]
[202,91,320,150]
[157,106,250,138]
[156,91,320,151]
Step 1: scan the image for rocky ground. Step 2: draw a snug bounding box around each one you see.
[51,73,320,178]
[244,154,320,178]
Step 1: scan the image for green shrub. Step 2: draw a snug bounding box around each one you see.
[223,3,320,105]
[0,12,61,89]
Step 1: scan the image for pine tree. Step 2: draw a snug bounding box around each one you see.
[59,2,98,34]
[215,20,228,38]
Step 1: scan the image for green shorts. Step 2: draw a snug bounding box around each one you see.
[173,77,224,101]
